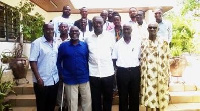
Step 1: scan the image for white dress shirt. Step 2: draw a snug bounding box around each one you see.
[112,37,141,68]
[79,31,92,42]
[135,22,148,40]
[85,31,115,77]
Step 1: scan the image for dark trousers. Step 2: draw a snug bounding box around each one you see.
[117,66,140,111]
[34,82,59,111]
[90,75,114,111]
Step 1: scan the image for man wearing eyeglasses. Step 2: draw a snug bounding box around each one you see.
[140,22,170,111]
[154,8,172,43]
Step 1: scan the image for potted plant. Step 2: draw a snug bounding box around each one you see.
[0,65,14,111]
[8,0,44,85]
[9,36,29,85]
[0,50,12,64]
[169,17,194,78]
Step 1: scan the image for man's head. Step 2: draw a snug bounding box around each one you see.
[80,18,87,31]
[113,13,121,27]
[154,8,163,23]
[136,10,144,25]
[123,24,132,38]
[43,23,54,41]
[62,5,71,17]
[69,26,80,41]
[147,22,158,36]
[100,10,108,23]
[92,16,104,35]
[129,7,137,19]
[59,23,68,35]
[80,7,88,18]
[107,9,114,22]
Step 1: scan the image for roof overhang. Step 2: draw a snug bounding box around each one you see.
[30,0,175,13]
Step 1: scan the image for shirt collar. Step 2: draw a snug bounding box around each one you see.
[69,40,82,46]
[41,36,56,43]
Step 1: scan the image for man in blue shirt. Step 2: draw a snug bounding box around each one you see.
[154,8,172,43]
[57,26,91,111]
[29,23,59,111]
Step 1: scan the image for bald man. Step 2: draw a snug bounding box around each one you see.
[52,5,74,37]
[112,24,141,111]
[30,23,59,111]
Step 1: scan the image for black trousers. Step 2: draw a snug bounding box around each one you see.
[116,66,140,111]
[90,75,114,111]
[34,82,59,111]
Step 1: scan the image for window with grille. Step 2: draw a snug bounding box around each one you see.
[0,2,20,42]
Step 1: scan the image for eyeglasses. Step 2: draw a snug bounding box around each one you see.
[148,27,157,30]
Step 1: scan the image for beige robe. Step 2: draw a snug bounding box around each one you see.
[140,38,170,111]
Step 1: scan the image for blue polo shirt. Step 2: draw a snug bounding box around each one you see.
[57,40,89,85]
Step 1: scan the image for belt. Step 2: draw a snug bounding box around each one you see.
[117,66,139,71]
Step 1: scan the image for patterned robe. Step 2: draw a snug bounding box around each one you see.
[140,38,170,110]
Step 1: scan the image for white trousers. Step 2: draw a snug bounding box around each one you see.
[64,82,92,111]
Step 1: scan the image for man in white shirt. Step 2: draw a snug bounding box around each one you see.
[100,10,109,31]
[112,24,141,111]
[154,8,172,43]
[136,10,148,39]
[52,5,74,37]
[79,18,92,41]
[85,16,115,111]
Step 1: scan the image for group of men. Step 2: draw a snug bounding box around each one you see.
[29,5,172,111]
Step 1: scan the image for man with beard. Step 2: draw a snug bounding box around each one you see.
[85,16,115,111]
[52,5,74,37]
[57,26,91,111]
[74,7,93,31]
[29,23,59,111]
[154,8,172,43]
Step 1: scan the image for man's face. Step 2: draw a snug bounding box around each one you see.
[113,16,121,27]
[80,8,88,18]
[100,12,108,22]
[147,23,158,35]
[108,9,113,19]
[154,9,162,21]
[136,11,143,24]
[80,19,87,29]
[59,23,68,34]
[63,6,71,17]
[69,26,80,40]
[44,24,54,39]
[129,8,137,18]
[93,17,104,33]
[123,25,132,38]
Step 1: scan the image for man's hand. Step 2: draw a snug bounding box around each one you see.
[37,78,44,87]
[59,74,63,82]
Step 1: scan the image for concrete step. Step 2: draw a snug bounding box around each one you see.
[13,84,34,95]
[6,94,36,107]
[170,91,200,103]
[169,83,197,92]
[10,104,200,111]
